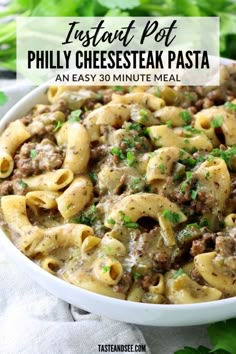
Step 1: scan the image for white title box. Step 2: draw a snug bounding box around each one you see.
[17,17,220,86]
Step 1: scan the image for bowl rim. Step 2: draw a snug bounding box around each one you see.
[1,58,236,320]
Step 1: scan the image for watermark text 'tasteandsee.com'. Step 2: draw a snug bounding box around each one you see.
[97,344,146,352]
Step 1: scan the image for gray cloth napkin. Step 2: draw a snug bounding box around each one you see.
[0,83,211,354]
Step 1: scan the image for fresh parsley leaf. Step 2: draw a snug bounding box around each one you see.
[191,189,198,200]
[179,110,192,124]
[53,120,64,132]
[162,210,181,224]
[208,318,236,353]
[0,91,8,106]
[166,120,172,128]
[133,272,141,280]
[174,346,210,354]
[111,147,126,160]
[97,0,140,10]
[224,102,236,111]
[96,93,103,102]
[139,109,149,123]
[158,163,165,174]
[107,218,116,225]
[113,86,124,92]
[18,179,28,189]
[210,147,236,169]
[102,265,111,273]
[156,87,161,98]
[126,123,142,132]
[180,171,193,193]
[172,268,185,279]
[68,109,82,123]
[119,211,139,229]
[89,171,98,184]
[127,150,137,166]
[211,115,223,128]
[30,149,37,158]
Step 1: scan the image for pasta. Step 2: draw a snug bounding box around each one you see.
[1,64,236,304]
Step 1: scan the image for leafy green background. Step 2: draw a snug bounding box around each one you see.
[0,0,235,72]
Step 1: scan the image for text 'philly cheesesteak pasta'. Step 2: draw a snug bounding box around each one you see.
[1,64,236,304]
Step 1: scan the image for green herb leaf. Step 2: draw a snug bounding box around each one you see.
[113,86,124,92]
[179,110,192,124]
[97,0,140,10]
[156,87,161,98]
[111,147,126,160]
[53,120,64,132]
[18,179,28,189]
[162,210,181,224]
[208,318,236,353]
[0,91,8,106]
[225,102,236,111]
[89,171,98,184]
[107,218,115,225]
[68,109,82,123]
[157,163,165,174]
[127,150,137,167]
[119,211,139,228]
[30,149,37,158]
[166,120,172,128]
[172,268,185,279]
[139,109,149,123]
[133,272,141,280]
[102,265,111,273]
[211,115,223,128]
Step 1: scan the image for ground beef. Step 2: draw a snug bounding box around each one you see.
[190,232,218,256]
[153,251,171,272]
[214,230,236,272]
[191,267,205,285]
[113,272,132,294]
[0,180,13,195]
[90,145,107,160]
[14,139,64,177]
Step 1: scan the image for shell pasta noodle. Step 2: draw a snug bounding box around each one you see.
[1,64,236,304]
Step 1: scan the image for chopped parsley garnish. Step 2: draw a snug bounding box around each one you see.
[205,171,210,179]
[184,92,194,101]
[96,93,103,101]
[184,139,190,144]
[156,87,161,98]
[157,163,165,174]
[126,123,142,132]
[129,86,134,92]
[102,265,111,273]
[166,120,172,128]
[53,120,64,132]
[211,115,223,128]
[179,110,192,124]
[30,149,37,158]
[72,205,97,226]
[224,101,236,111]
[119,211,139,229]
[127,150,137,166]
[183,125,202,134]
[18,179,28,188]
[133,272,141,280]
[68,109,82,123]
[199,218,209,227]
[139,109,149,123]
[111,147,126,160]
[191,188,198,200]
[89,171,98,184]
[210,147,236,169]
[107,218,116,225]
[180,171,193,193]
[162,209,181,224]
[172,268,185,279]
[0,91,8,106]
[113,86,124,92]
[66,203,73,210]
[122,138,136,149]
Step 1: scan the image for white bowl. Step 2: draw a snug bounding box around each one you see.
[1,61,236,326]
